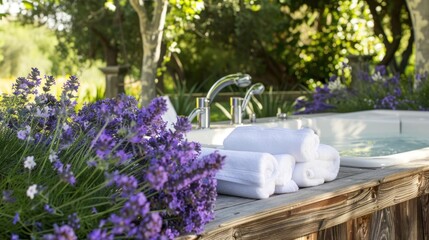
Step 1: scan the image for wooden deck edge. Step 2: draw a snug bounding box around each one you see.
[182,163,429,239]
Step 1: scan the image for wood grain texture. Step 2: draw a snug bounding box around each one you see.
[393,199,418,240]
[317,223,347,240]
[370,207,395,240]
[181,161,429,240]
[348,215,371,240]
[419,194,429,240]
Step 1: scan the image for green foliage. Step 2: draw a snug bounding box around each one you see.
[250,88,296,118]
[167,78,200,117]
[0,22,56,78]
[296,66,429,114]
[6,0,416,98]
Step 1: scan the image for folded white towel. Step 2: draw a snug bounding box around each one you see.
[273,154,298,193]
[275,180,299,193]
[292,144,340,187]
[217,179,275,199]
[201,148,278,187]
[223,126,320,162]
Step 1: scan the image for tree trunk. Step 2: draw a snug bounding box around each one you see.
[406,0,429,72]
[130,0,169,107]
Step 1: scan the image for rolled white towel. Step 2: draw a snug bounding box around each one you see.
[292,144,341,187]
[201,148,278,187]
[217,179,275,199]
[292,162,325,187]
[223,126,319,162]
[275,180,299,194]
[316,144,340,182]
[273,154,299,193]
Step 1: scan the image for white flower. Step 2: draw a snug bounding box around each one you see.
[26,184,38,199]
[327,78,346,91]
[24,156,36,170]
[62,123,70,131]
[372,72,384,82]
[35,106,50,118]
[49,150,58,163]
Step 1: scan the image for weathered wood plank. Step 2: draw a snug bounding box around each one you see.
[215,195,254,211]
[193,162,429,239]
[337,167,369,179]
[317,223,347,240]
[293,233,317,240]
[348,215,371,240]
[370,207,395,240]
[392,199,418,240]
[419,194,429,240]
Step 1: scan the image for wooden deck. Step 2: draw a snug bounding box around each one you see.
[181,160,429,239]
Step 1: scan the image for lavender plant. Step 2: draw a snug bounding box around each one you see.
[295,65,429,114]
[0,68,224,239]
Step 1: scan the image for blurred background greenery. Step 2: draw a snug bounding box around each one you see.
[0,0,422,120]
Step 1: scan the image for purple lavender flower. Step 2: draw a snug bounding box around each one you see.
[108,171,138,197]
[16,125,30,140]
[92,131,116,160]
[44,204,55,214]
[295,85,336,114]
[11,234,19,240]
[12,68,41,99]
[87,229,113,240]
[131,212,163,239]
[43,224,77,240]
[174,116,192,134]
[109,214,133,235]
[12,212,19,225]
[2,190,16,203]
[377,94,398,110]
[67,213,80,230]
[43,75,56,93]
[53,161,76,186]
[375,65,387,76]
[145,165,168,190]
[115,149,131,165]
[62,75,80,100]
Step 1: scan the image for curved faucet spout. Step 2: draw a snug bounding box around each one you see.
[206,73,252,104]
[187,108,202,123]
[241,83,265,114]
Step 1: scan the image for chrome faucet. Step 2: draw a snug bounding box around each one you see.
[188,73,252,129]
[231,83,265,124]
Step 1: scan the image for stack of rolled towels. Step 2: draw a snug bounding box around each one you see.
[199,126,340,199]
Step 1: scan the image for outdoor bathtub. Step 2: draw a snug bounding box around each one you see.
[186,109,429,168]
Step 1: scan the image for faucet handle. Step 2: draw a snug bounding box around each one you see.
[230,97,244,125]
[196,97,209,108]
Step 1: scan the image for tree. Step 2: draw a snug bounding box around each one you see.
[171,0,356,90]
[129,0,168,106]
[17,0,203,104]
[406,0,429,73]
[365,0,413,73]
[18,0,141,97]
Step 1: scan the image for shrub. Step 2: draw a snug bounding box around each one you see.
[294,65,429,114]
[0,68,224,239]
